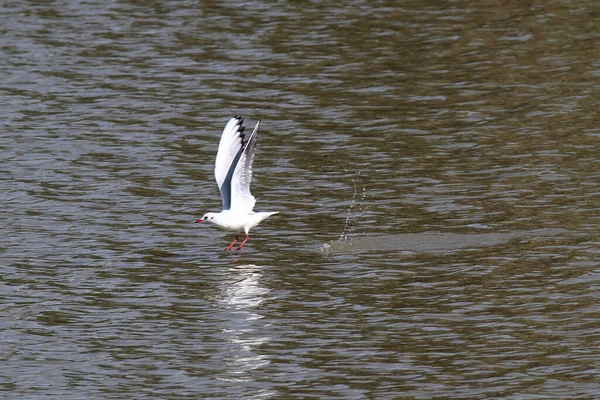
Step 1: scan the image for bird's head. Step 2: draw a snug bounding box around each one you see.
[195,212,217,224]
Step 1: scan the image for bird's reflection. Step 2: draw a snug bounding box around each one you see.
[215,264,271,382]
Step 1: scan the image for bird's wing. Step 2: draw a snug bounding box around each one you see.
[229,119,260,214]
[215,116,245,211]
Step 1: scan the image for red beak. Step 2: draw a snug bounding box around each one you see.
[195,219,202,223]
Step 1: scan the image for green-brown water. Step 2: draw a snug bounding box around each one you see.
[2,1,599,398]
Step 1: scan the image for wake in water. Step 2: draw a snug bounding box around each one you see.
[321,229,578,255]
[319,172,579,256]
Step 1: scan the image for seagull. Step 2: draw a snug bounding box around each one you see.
[196,116,278,251]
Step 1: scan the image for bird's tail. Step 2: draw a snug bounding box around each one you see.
[246,211,278,233]
[256,211,279,221]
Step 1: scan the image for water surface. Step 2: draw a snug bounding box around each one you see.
[2,1,599,398]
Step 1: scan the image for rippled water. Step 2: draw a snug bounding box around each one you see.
[2,1,599,398]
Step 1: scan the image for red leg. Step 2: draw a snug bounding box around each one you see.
[225,235,239,251]
[236,234,250,250]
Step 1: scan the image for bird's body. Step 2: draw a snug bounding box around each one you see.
[202,210,278,232]
[196,116,278,250]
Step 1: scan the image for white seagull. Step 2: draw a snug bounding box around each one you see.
[196,116,278,251]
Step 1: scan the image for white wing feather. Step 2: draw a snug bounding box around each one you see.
[214,117,244,191]
[230,120,260,213]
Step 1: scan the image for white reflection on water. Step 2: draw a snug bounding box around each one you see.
[215,264,271,383]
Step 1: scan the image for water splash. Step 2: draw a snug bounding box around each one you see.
[339,171,367,242]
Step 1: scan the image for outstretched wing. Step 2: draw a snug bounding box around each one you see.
[229,120,260,213]
[215,116,245,211]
